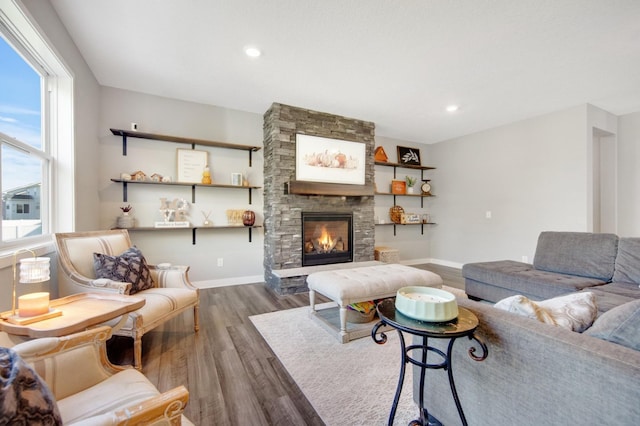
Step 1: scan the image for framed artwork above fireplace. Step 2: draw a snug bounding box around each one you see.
[295,134,366,185]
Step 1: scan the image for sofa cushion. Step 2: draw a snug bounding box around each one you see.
[93,247,155,294]
[106,287,198,332]
[612,237,640,285]
[463,260,607,301]
[533,231,618,280]
[585,299,640,351]
[586,281,640,313]
[0,347,62,425]
[56,368,158,424]
[495,292,597,332]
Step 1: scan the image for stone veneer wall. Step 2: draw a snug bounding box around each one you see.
[263,103,376,294]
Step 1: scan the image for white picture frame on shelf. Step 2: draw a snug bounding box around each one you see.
[177,149,208,183]
[231,172,243,186]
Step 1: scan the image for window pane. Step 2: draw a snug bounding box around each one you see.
[0,36,42,150]
[2,144,42,240]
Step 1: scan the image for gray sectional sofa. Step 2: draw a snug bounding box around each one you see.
[463,231,640,311]
[411,232,640,425]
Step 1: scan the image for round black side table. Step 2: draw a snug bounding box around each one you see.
[372,298,488,426]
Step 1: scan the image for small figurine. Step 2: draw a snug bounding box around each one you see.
[131,170,147,181]
[202,210,213,227]
[202,165,212,185]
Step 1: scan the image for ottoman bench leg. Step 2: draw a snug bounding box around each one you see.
[339,304,348,339]
[309,289,316,313]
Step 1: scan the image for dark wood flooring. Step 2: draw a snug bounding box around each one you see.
[107,264,463,425]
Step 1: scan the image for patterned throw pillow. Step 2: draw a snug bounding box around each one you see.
[93,246,155,294]
[495,292,597,332]
[0,347,62,425]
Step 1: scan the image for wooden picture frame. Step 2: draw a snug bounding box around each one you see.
[296,134,366,185]
[177,149,208,183]
[397,146,421,166]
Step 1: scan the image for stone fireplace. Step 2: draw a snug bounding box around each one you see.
[263,103,376,294]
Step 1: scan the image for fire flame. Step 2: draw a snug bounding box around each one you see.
[316,226,336,253]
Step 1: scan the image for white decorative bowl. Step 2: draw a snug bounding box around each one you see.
[395,286,458,322]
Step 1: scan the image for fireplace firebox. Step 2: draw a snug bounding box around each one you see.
[302,212,353,266]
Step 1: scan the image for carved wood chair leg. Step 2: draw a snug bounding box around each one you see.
[193,305,200,332]
[134,336,142,370]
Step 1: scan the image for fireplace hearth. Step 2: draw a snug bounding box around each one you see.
[302,212,353,266]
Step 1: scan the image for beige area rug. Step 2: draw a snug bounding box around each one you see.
[249,286,466,425]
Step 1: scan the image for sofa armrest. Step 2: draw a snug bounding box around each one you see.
[150,265,198,291]
[59,270,132,295]
[111,385,189,425]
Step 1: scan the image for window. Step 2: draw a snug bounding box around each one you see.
[0,1,74,250]
[0,34,48,242]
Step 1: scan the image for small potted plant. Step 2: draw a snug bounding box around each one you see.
[117,204,134,229]
[405,176,417,194]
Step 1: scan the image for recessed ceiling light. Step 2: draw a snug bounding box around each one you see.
[446,105,459,113]
[244,46,262,58]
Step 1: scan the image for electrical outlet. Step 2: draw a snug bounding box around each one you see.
[217,258,223,267]
[522,255,529,263]
[485,211,492,219]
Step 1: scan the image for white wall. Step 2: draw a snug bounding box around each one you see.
[99,87,264,285]
[617,111,640,236]
[426,105,591,267]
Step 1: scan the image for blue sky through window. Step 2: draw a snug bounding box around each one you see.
[0,36,42,191]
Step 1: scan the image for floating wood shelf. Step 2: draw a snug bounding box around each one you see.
[110,128,261,166]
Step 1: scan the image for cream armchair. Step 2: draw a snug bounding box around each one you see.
[54,229,199,369]
[10,326,192,425]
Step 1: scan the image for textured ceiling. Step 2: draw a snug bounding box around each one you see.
[50,0,640,144]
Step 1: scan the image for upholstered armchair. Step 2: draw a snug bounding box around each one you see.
[54,229,199,369]
[7,326,192,425]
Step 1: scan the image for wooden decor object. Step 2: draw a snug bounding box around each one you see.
[389,205,405,224]
[374,146,389,162]
[391,180,406,194]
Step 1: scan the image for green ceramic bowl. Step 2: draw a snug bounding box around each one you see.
[395,286,458,322]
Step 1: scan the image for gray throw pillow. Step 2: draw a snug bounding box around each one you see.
[584,299,640,351]
[93,246,155,294]
[612,238,640,285]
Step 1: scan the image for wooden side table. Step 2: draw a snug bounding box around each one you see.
[0,293,145,338]
[372,298,488,426]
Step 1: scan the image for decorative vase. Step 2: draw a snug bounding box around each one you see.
[407,187,415,194]
[242,210,256,226]
[117,212,135,229]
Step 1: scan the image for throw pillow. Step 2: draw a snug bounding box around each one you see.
[612,237,640,285]
[584,299,640,351]
[494,292,597,332]
[0,347,62,425]
[494,295,558,326]
[93,246,154,294]
[536,292,598,333]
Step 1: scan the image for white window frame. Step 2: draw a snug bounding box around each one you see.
[0,0,74,260]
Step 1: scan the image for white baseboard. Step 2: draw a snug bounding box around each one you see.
[402,258,463,269]
[193,275,264,289]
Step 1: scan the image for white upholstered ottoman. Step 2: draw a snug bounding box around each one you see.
[307,264,443,342]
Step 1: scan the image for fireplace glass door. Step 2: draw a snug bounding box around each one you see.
[302,212,353,266]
